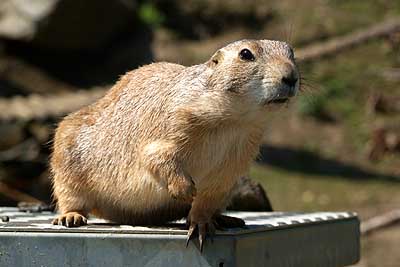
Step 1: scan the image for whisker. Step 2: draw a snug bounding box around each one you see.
[288,20,294,44]
[300,83,320,93]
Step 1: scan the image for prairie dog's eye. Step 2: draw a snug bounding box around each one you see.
[239,48,255,61]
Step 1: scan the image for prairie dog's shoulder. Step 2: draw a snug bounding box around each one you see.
[106,62,186,97]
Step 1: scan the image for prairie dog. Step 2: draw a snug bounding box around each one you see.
[51,39,299,250]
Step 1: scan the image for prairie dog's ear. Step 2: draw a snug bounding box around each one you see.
[207,50,224,68]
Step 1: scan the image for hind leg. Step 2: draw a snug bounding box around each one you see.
[52,211,88,227]
[52,175,91,227]
[52,192,90,227]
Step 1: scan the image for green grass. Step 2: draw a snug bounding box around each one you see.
[250,164,400,216]
[138,3,165,28]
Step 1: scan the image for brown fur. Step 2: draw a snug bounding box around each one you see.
[51,39,298,227]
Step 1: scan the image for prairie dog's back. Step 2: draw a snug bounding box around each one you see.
[65,62,187,164]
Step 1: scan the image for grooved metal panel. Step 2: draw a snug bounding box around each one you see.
[0,207,360,267]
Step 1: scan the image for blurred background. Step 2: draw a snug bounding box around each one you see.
[0,1,399,266]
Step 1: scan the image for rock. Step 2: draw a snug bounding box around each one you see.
[0,0,138,51]
[228,176,273,211]
[0,0,56,40]
[0,2,153,87]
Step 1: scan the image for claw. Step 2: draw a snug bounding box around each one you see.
[199,237,204,252]
[186,224,196,247]
[58,216,65,226]
[198,223,206,252]
[208,223,216,244]
[66,215,74,227]
[186,220,217,252]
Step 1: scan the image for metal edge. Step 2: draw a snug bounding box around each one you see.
[0,214,360,237]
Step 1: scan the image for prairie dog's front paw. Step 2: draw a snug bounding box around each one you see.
[186,211,217,252]
[168,175,196,203]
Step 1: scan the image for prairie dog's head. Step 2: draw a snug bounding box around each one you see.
[206,39,299,115]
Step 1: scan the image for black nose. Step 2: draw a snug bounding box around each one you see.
[282,72,298,88]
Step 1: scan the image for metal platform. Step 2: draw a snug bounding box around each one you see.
[0,207,360,267]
